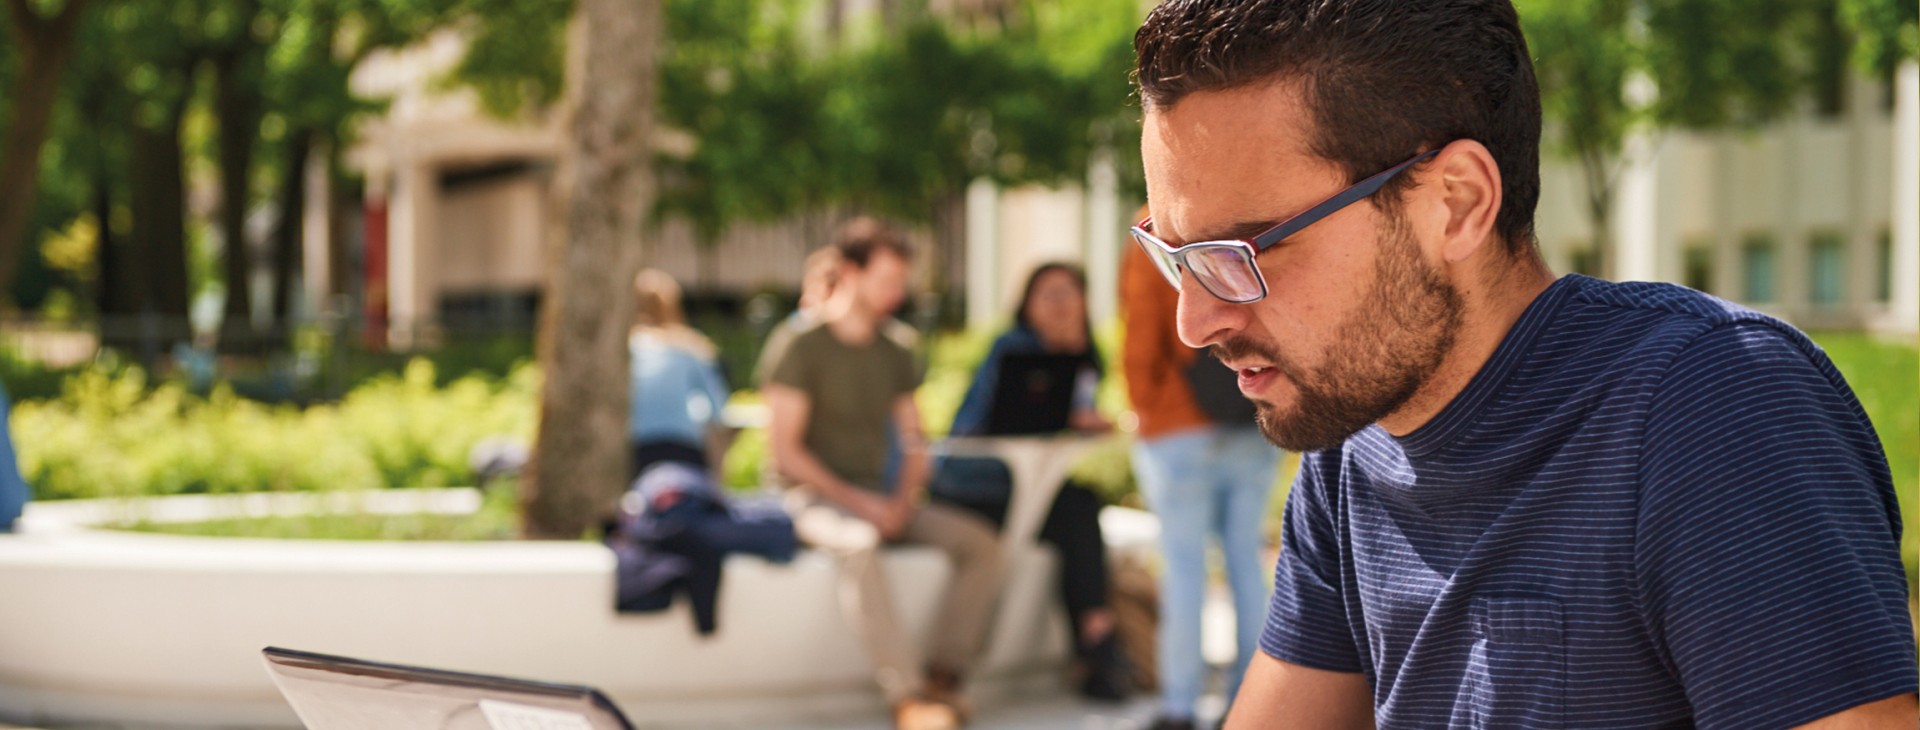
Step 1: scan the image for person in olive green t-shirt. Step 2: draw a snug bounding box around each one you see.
[761,218,1003,730]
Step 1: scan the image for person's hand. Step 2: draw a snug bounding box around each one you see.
[843,490,908,540]
[845,490,897,534]
[1070,409,1115,434]
[875,494,916,541]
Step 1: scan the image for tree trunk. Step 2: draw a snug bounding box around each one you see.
[521,0,661,539]
[0,0,89,300]
[128,96,193,339]
[270,128,313,333]
[214,7,264,345]
[92,167,127,319]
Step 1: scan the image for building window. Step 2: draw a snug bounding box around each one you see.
[1808,231,1846,307]
[1742,234,1777,304]
[1683,241,1713,294]
[1878,229,1893,303]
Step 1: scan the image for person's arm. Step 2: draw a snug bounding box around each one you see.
[1119,245,1191,422]
[1068,365,1113,433]
[884,392,930,537]
[1241,455,1377,726]
[764,383,891,526]
[1224,653,1374,730]
[697,360,736,472]
[949,334,1014,436]
[695,359,737,472]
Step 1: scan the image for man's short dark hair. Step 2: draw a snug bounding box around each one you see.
[832,216,913,269]
[1134,0,1542,255]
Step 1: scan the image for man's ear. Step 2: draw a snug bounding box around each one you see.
[1427,139,1503,264]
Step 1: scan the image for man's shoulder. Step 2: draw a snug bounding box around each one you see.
[758,317,832,385]
[1546,276,1817,383]
[1563,275,1797,343]
[781,318,838,352]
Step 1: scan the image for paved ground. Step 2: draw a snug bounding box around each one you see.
[776,694,1231,730]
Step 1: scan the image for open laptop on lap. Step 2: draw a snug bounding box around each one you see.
[261,646,634,730]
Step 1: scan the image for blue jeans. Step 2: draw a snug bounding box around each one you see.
[1132,425,1280,720]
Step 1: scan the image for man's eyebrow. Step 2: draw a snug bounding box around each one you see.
[1183,217,1286,245]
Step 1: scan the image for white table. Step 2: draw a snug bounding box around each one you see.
[935,435,1100,550]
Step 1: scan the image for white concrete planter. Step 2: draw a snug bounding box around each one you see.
[0,490,1089,729]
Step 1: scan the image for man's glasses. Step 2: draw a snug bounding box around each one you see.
[1130,148,1441,304]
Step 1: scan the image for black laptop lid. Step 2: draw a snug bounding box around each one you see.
[261,646,634,730]
[984,353,1085,435]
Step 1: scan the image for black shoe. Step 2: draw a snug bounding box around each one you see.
[1144,717,1197,730]
[1077,632,1133,702]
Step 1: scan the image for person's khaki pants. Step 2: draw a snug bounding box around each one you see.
[787,492,1006,702]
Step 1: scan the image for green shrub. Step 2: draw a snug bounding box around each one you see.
[13,359,536,500]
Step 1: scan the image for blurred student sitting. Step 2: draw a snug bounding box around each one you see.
[628,268,734,481]
[761,219,1000,730]
[931,262,1132,701]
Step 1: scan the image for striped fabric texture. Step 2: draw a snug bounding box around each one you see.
[1261,275,1916,729]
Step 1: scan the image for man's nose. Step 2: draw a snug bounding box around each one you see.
[1174,275,1244,349]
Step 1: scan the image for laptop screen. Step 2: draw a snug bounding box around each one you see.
[984,353,1088,435]
[261,647,634,730]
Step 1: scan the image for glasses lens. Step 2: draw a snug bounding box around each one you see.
[1185,245,1263,303]
[1130,229,1185,290]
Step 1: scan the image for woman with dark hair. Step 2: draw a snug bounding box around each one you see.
[933,262,1131,701]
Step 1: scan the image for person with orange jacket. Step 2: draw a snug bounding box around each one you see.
[1121,208,1282,730]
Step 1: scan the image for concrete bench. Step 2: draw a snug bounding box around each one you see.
[0,489,1094,728]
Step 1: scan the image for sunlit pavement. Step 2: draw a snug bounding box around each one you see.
[688,587,1243,730]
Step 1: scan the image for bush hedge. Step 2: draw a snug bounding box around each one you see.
[14,359,535,500]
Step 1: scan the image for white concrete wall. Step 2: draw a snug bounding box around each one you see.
[0,492,1082,729]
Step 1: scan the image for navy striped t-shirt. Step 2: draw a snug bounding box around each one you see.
[1262,275,1916,729]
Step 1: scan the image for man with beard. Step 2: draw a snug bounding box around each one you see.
[1129,1,1917,728]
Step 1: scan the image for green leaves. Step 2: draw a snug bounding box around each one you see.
[12,359,538,499]
[1521,0,1904,148]
[1840,0,1920,74]
[652,0,1145,237]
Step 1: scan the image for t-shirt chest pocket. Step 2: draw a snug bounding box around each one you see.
[1466,595,1567,729]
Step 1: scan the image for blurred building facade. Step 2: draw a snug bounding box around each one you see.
[334,27,1918,347]
[1534,70,1918,333]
